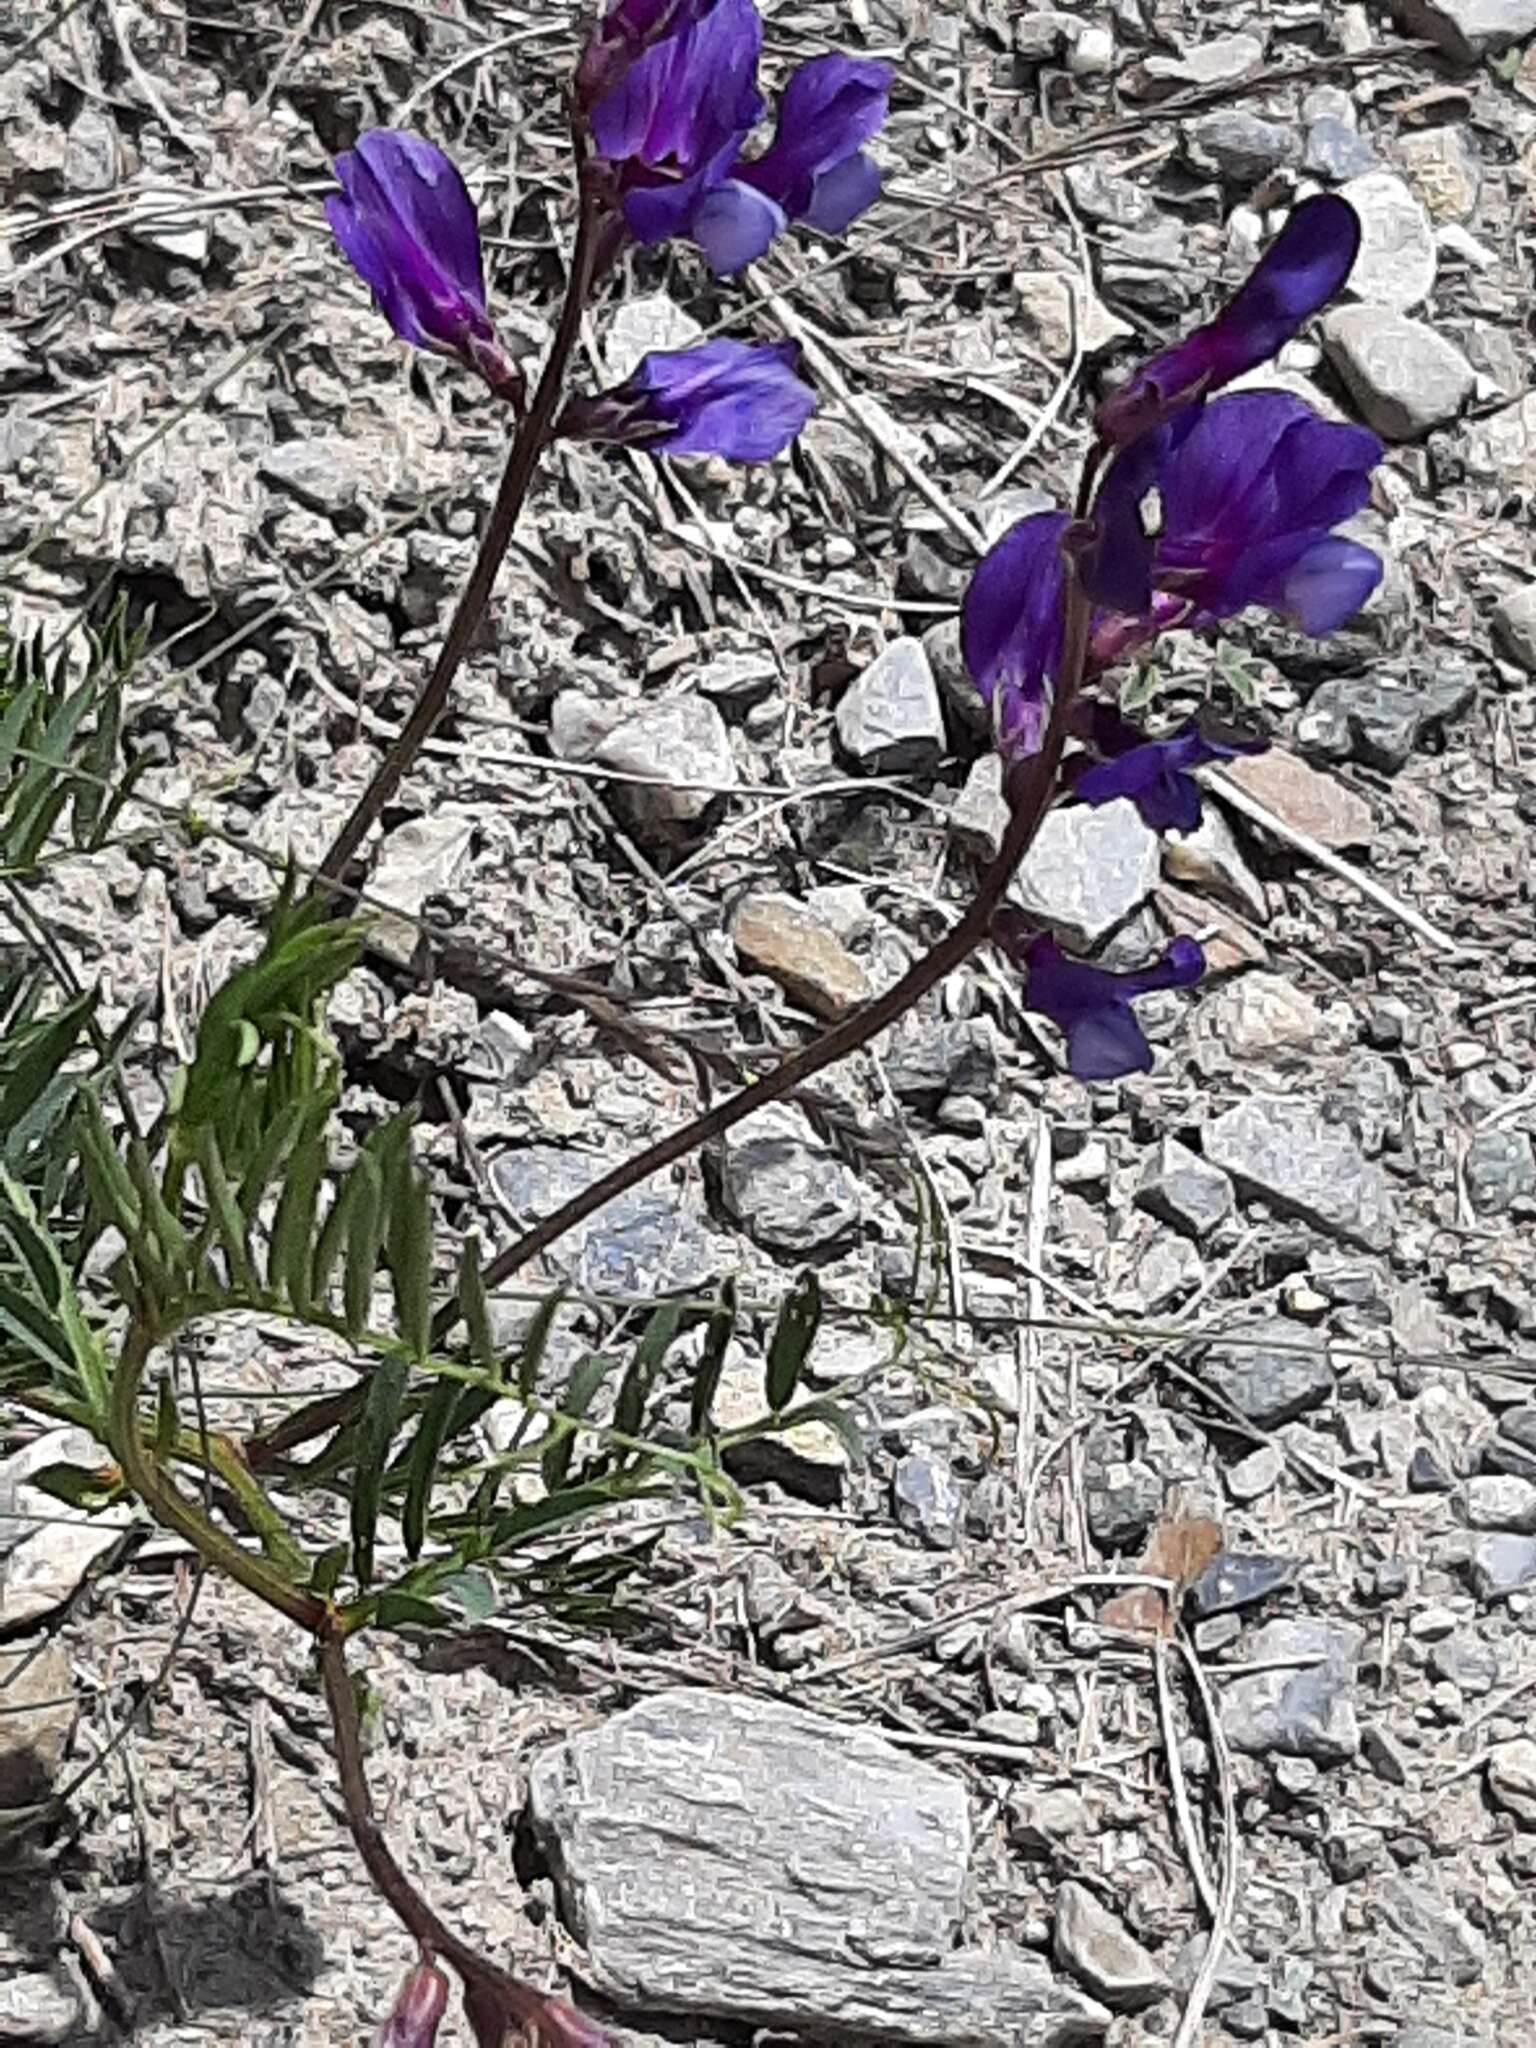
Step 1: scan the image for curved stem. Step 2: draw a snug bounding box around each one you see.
[110,1323,326,1633]
[313,179,605,892]
[317,1630,586,2041]
[438,554,1099,1337]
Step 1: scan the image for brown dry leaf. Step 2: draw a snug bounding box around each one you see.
[1097,1507,1224,1642]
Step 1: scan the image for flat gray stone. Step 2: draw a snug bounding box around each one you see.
[837,638,946,775]
[1203,1095,1394,1250]
[1469,1534,1536,1601]
[719,1105,863,1257]
[1203,1316,1335,1428]
[1487,1739,1536,1826]
[0,1640,74,1810]
[1465,1129,1536,1215]
[1376,1874,1486,1986]
[1135,1138,1234,1242]
[1138,34,1262,93]
[1390,0,1536,61]
[1222,1619,1362,1764]
[528,1690,1110,2045]
[490,1146,719,1296]
[1322,305,1474,438]
[1304,118,1376,183]
[893,1452,964,1550]
[0,1969,80,2044]
[1463,1474,1536,1532]
[258,438,363,516]
[1185,111,1300,184]
[1339,173,1437,313]
[1010,801,1161,946]
[1493,585,1536,673]
[1053,1883,1165,2012]
[366,811,475,968]
[1294,668,1476,773]
[595,693,736,831]
[1462,390,1536,492]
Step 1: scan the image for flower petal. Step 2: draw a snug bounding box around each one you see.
[638,337,816,458]
[352,130,484,307]
[689,177,786,273]
[801,149,882,235]
[739,55,889,217]
[1011,930,1203,1081]
[960,511,1070,757]
[1096,194,1360,446]
[1274,535,1383,633]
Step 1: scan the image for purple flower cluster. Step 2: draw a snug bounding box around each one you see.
[322,0,884,460]
[969,194,1384,1080]
[581,0,889,274]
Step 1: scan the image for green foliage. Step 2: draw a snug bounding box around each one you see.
[0,604,856,1649]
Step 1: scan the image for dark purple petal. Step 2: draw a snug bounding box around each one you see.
[1096,195,1361,447]
[960,511,1071,758]
[1073,741,1205,833]
[327,131,494,365]
[690,177,785,273]
[1011,930,1204,1081]
[1273,535,1382,632]
[739,55,890,220]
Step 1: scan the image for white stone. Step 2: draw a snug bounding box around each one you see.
[1339,172,1437,312]
[1321,305,1474,438]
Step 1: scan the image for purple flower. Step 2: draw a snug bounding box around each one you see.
[375,1961,448,2048]
[1068,708,1267,832]
[995,915,1205,1081]
[560,338,815,459]
[326,132,521,398]
[1090,391,1383,635]
[732,55,890,243]
[959,510,1072,757]
[581,0,889,273]
[1096,195,1360,448]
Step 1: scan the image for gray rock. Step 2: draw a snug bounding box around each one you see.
[1222,1619,1362,1764]
[604,291,703,382]
[527,1690,1110,2045]
[1487,1739,1536,1825]
[1226,1443,1284,1503]
[1304,118,1376,183]
[1376,1874,1486,1986]
[1203,1316,1334,1427]
[258,437,364,516]
[1010,802,1161,947]
[1203,1095,1395,1250]
[64,107,120,192]
[1339,173,1437,313]
[1464,1473,1536,1533]
[720,1105,863,1256]
[1138,34,1263,92]
[1085,1450,1163,1553]
[1185,111,1300,183]
[924,617,989,739]
[1463,391,1536,492]
[1390,0,1536,61]
[1465,1129,1536,1215]
[837,638,946,775]
[1064,161,1154,227]
[948,753,1009,858]
[1098,219,1191,318]
[893,1452,964,1550]
[366,811,475,968]
[0,1641,74,1809]
[1428,1636,1500,1695]
[1395,2032,1467,2048]
[1172,1933,1262,2007]
[0,1970,80,2044]
[1321,306,1474,438]
[884,1016,998,1106]
[1294,668,1476,773]
[1494,585,1536,673]
[1187,1551,1300,1619]
[595,693,736,831]
[1224,1997,1268,2041]
[1468,1533,1536,1601]
[490,1146,718,1295]
[1135,1138,1234,1242]
[1053,1882,1165,2011]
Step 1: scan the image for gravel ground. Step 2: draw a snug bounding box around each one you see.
[4,1,1536,2044]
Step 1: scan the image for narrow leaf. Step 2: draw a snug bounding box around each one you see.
[352,1349,411,1587]
[765,1269,822,1414]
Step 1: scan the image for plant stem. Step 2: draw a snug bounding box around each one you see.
[109,1324,326,1633]
[313,181,604,892]
[317,1629,590,2042]
[438,557,1098,1338]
